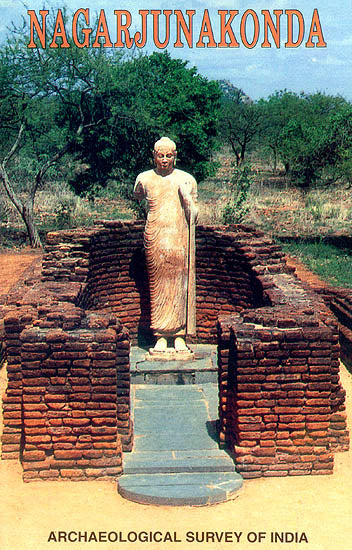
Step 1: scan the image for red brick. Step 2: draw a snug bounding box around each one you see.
[39,470,60,479]
[23,419,46,428]
[60,469,86,478]
[93,442,119,450]
[278,412,305,422]
[26,435,51,444]
[307,422,330,430]
[22,450,46,462]
[54,449,83,460]
[263,470,288,477]
[238,408,270,415]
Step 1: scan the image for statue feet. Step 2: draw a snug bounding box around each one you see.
[145,335,194,361]
[153,337,167,352]
[174,337,188,352]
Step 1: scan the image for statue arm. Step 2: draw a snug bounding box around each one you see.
[134,177,145,200]
[191,178,199,224]
[179,178,198,225]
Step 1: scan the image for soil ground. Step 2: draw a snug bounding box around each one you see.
[0,248,41,295]
[0,251,352,550]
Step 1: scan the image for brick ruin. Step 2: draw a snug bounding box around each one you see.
[0,220,350,481]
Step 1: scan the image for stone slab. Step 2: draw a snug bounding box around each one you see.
[123,450,235,474]
[118,472,243,506]
[143,372,197,385]
[119,365,244,506]
[133,385,204,401]
[134,357,212,372]
[194,371,217,384]
[145,348,194,362]
[134,430,219,451]
[133,409,208,433]
[133,383,213,396]
[130,345,216,368]
[130,345,218,385]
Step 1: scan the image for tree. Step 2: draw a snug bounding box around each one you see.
[218,81,263,166]
[0,13,115,247]
[71,51,222,197]
[0,15,222,244]
[329,104,352,184]
[258,90,306,170]
[276,93,351,188]
[258,90,352,187]
[222,163,252,224]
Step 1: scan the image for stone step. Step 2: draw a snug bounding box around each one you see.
[123,450,236,474]
[118,381,243,506]
[118,472,243,506]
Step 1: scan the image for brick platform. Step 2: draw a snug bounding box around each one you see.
[218,274,349,478]
[0,221,350,481]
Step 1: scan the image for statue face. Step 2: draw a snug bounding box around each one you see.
[154,145,176,176]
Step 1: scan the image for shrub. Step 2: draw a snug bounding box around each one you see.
[222,163,252,224]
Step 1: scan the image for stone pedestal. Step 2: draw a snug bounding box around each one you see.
[145,347,194,362]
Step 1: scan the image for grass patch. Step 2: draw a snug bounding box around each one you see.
[279,239,352,288]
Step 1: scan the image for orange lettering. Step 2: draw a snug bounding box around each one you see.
[92,10,113,48]
[285,10,304,48]
[174,9,195,47]
[27,9,48,48]
[114,10,133,48]
[134,10,149,48]
[196,10,216,48]
[49,9,70,49]
[261,10,283,48]
[218,10,239,48]
[151,10,172,49]
[306,9,326,47]
[241,10,259,49]
[72,9,91,48]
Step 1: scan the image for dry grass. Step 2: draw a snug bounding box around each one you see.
[247,185,352,238]
[0,180,133,235]
[1,151,351,241]
[198,151,352,237]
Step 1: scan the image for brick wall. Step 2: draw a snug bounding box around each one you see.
[19,309,131,481]
[78,221,150,344]
[2,306,38,461]
[1,221,350,481]
[319,287,352,371]
[1,277,132,481]
[218,272,349,479]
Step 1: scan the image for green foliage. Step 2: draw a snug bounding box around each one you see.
[1,8,222,243]
[259,91,352,188]
[304,194,324,221]
[0,8,116,246]
[279,239,352,288]
[107,171,147,220]
[326,105,352,184]
[218,82,263,166]
[222,163,252,224]
[258,90,305,170]
[70,51,222,196]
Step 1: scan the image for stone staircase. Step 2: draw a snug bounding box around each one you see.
[117,347,243,506]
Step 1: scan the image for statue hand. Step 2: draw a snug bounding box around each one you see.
[134,180,144,200]
[179,182,198,224]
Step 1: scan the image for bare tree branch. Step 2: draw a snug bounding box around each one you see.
[32,115,105,200]
[0,163,24,216]
[3,121,25,167]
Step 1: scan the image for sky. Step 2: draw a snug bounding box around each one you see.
[0,0,351,101]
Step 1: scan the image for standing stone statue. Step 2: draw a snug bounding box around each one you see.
[134,137,198,356]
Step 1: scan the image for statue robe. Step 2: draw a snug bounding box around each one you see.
[134,168,197,337]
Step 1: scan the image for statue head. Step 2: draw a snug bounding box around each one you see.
[153,137,177,176]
